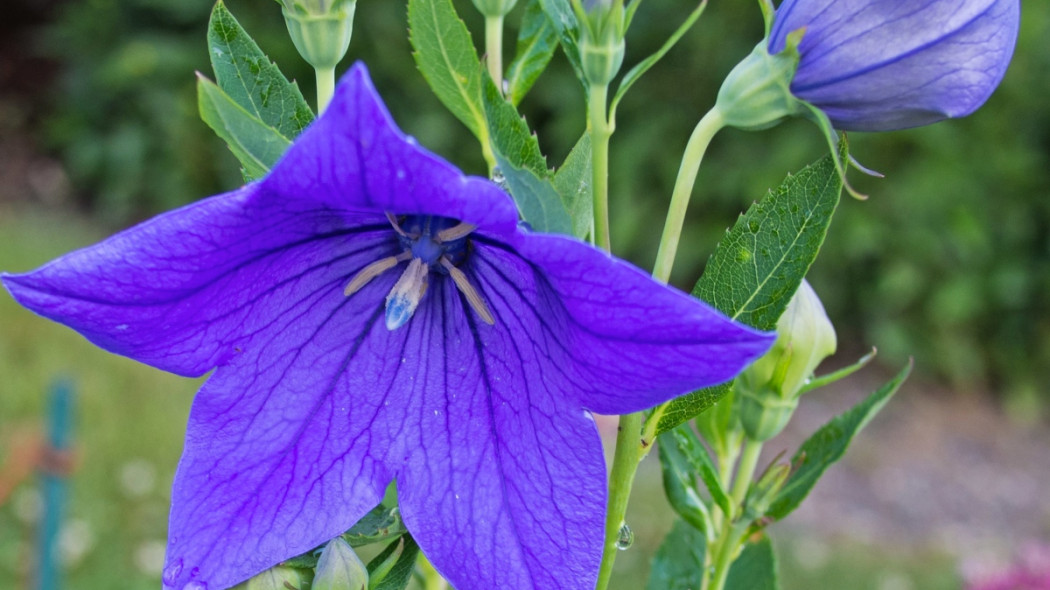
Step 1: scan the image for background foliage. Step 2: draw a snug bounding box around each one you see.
[12,0,1050,405]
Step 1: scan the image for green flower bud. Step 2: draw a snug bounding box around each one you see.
[277,0,357,70]
[743,458,792,522]
[313,536,369,590]
[471,0,519,17]
[233,565,310,590]
[714,29,804,130]
[737,280,836,441]
[575,0,626,86]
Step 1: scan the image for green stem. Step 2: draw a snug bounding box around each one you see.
[594,412,643,590]
[588,83,613,251]
[484,14,504,90]
[315,66,336,114]
[651,107,725,283]
[419,553,448,590]
[705,438,763,590]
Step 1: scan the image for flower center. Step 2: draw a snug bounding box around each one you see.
[343,214,495,331]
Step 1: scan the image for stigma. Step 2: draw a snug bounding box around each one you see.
[344,214,495,330]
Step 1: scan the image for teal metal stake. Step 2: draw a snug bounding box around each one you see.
[38,379,74,590]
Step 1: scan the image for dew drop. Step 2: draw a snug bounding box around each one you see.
[615,523,634,551]
[162,560,183,586]
[396,168,406,179]
[183,582,208,590]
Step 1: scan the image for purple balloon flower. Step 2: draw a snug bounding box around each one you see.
[2,64,772,590]
[768,0,1020,131]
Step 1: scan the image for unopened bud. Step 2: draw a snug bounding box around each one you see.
[313,537,369,590]
[737,280,836,440]
[743,459,792,522]
[714,29,804,131]
[471,0,519,16]
[277,0,357,70]
[234,565,310,590]
[575,0,625,86]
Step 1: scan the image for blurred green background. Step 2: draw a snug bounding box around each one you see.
[1,0,1048,588]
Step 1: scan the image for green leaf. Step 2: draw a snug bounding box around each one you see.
[343,503,408,547]
[482,70,549,175]
[506,0,559,106]
[670,425,732,516]
[536,0,585,86]
[767,360,912,520]
[658,431,713,535]
[650,146,847,436]
[725,536,779,590]
[197,75,292,180]
[493,157,573,235]
[646,520,706,590]
[408,0,489,145]
[207,0,313,139]
[552,133,593,239]
[481,71,574,235]
[367,535,420,590]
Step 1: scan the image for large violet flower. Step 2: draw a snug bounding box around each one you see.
[769,0,1020,131]
[2,65,772,590]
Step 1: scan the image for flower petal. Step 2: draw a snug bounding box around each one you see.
[504,232,775,414]
[262,63,520,236]
[397,274,606,590]
[162,273,405,590]
[770,0,1019,131]
[1,186,394,377]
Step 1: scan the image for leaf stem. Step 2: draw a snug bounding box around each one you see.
[315,66,336,114]
[484,14,504,91]
[652,107,725,283]
[595,411,643,590]
[588,83,613,251]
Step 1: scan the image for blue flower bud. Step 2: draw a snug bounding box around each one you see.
[736,281,836,441]
[769,0,1019,131]
[313,537,368,590]
[277,0,357,70]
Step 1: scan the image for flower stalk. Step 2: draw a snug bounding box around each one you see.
[484,14,504,90]
[588,83,613,251]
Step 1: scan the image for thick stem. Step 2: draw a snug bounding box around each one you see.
[315,66,336,114]
[651,107,725,284]
[484,14,504,90]
[588,83,613,252]
[595,412,643,590]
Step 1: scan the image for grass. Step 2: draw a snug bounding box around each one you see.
[0,207,961,589]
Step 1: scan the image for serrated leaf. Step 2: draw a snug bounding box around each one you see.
[343,504,408,547]
[197,75,292,180]
[494,156,573,235]
[725,536,779,590]
[207,0,313,139]
[537,0,585,86]
[658,430,713,535]
[553,133,593,239]
[482,70,549,175]
[506,0,559,106]
[367,535,420,590]
[408,0,489,145]
[646,520,706,590]
[650,146,846,436]
[670,425,731,516]
[767,360,912,520]
[481,70,574,235]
